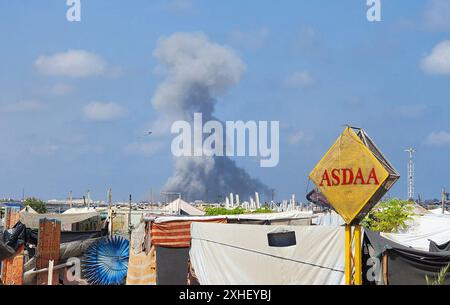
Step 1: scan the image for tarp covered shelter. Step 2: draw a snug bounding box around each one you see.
[226,211,313,225]
[19,210,99,229]
[151,217,226,285]
[381,214,450,251]
[190,222,345,285]
[364,229,450,285]
[429,208,450,215]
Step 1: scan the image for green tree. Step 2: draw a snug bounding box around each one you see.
[253,207,273,214]
[204,207,247,216]
[361,198,415,233]
[24,197,47,214]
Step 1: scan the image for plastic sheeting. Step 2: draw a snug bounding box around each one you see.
[381,214,450,251]
[0,240,15,260]
[312,211,345,226]
[190,223,345,285]
[20,210,99,229]
[225,211,313,222]
[364,230,450,285]
[429,208,450,215]
[162,199,205,216]
[143,211,314,224]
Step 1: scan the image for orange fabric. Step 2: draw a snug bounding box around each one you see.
[151,219,226,248]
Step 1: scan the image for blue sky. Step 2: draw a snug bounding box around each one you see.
[0,0,449,202]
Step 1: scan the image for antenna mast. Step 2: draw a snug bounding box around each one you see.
[404,148,416,201]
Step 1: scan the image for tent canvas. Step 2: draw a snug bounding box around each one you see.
[162,199,205,216]
[381,214,450,251]
[19,210,99,229]
[364,229,450,285]
[190,223,345,285]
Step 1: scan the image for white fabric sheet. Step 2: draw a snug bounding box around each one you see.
[381,214,450,251]
[162,198,205,216]
[312,211,345,226]
[190,223,345,285]
[19,210,99,229]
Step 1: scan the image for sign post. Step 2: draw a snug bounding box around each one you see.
[309,126,399,285]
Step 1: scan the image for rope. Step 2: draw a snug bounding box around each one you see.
[191,237,344,273]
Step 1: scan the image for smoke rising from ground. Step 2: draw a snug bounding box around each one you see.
[151,32,270,201]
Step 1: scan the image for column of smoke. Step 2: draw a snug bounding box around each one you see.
[151,32,270,202]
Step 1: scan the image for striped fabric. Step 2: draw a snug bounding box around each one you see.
[151,219,226,248]
[126,245,157,285]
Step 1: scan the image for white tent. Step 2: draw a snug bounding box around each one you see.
[162,198,205,216]
[381,214,450,251]
[429,208,450,215]
[20,206,38,214]
[63,207,97,214]
[190,222,345,285]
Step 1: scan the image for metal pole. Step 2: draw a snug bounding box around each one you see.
[443,188,446,215]
[345,225,352,285]
[108,188,112,207]
[354,225,362,285]
[129,194,132,240]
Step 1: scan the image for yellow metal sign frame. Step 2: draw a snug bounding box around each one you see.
[309,127,390,224]
[309,126,399,285]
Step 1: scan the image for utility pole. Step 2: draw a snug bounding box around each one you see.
[128,194,133,240]
[404,148,416,201]
[69,191,73,208]
[442,188,449,215]
[86,189,91,208]
[443,188,446,215]
[108,188,112,207]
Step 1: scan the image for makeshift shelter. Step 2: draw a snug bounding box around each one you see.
[190,222,346,285]
[363,229,450,285]
[151,217,226,285]
[162,199,205,216]
[126,216,226,285]
[429,208,450,215]
[19,209,99,229]
[381,214,450,251]
[226,211,314,225]
[126,222,156,285]
[127,211,319,285]
[361,214,450,285]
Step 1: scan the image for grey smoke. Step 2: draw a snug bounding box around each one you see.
[151,32,270,201]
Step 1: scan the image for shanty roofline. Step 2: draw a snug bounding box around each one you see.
[142,210,315,223]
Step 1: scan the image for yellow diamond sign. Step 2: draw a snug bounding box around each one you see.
[309,127,400,224]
